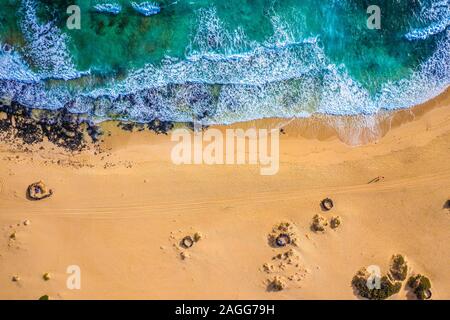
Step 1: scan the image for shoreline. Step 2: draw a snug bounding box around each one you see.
[1,87,449,151]
[0,89,450,299]
[212,87,450,145]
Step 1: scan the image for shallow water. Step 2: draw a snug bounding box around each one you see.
[0,0,449,124]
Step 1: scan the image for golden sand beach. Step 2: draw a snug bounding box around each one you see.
[0,89,449,299]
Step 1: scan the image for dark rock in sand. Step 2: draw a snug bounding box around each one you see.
[311,214,328,232]
[117,122,135,132]
[0,93,179,150]
[147,119,174,135]
[0,102,102,151]
[444,199,450,209]
[330,216,342,229]
[275,233,291,247]
[320,198,334,211]
[181,236,194,249]
[15,119,44,144]
[193,232,203,242]
[267,276,287,292]
[27,181,53,201]
[268,222,298,247]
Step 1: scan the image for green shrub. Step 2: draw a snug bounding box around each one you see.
[408,274,432,300]
[352,268,402,300]
[389,254,408,281]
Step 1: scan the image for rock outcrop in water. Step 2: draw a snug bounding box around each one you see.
[0,101,175,150]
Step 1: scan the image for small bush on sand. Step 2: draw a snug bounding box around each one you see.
[389,254,408,281]
[407,274,432,300]
[352,268,402,300]
[311,214,328,232]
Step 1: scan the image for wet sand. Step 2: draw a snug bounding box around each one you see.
[0,89,449,299]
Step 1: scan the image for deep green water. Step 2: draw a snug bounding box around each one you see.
[0,0,449,123]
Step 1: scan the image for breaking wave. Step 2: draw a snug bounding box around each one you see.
[0,1,449,125]
[406,0,450,40]
[93,3,123,15]
[18,0,90,80]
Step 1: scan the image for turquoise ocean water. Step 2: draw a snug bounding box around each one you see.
[0,0,449,124]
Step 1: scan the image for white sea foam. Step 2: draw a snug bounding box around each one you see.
[131,1,161,16]
[19,0,88,80]
[0,45,39,82]
[1,2,449,127]
[406,0,450,40]
[80,6,449,124]
[405,16,450,40]
[93,3,122,15]
[188,7,254,56]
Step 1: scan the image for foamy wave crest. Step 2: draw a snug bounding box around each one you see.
[406,0,450,40]
[93,3,122,15]
[0,78,71,110]
[1,3,449,126]
[131,2,161,16]
[379,30,450,111]
[77,7,449,124]
[405,17,450,40]
[79,41,325,122]
[0,45,39,82]
[19,0,88,80]
[187,7,254,56]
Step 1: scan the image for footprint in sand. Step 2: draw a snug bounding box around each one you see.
[368,176,385,184]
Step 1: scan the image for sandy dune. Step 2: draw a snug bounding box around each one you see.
[0,90,449,299]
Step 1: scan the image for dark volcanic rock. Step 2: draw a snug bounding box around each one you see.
[0,102,101,151]
[27,181,53,201]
